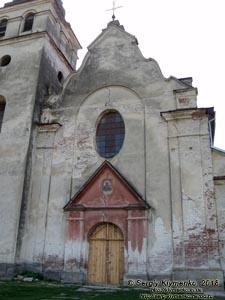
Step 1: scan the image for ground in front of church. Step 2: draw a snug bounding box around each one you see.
[0,280,224,300]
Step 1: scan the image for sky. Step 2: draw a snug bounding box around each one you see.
[0,0,225,150]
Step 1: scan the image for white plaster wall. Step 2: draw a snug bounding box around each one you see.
[127,238,147,274]
[0,38,43,263]
[213,149,225,272]
[214,181,225,271]
[165,112,221,273]
[19,122,74,267]
[148,217,173,275]
[212,149,225,177]
[145,105,173,275]
[71,86,146,198]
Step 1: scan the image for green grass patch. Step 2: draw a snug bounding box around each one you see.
[0,281,222,300]
[0,281,140,300]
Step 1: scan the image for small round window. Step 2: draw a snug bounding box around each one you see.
[96,111,125,158]
[0,55,11,67]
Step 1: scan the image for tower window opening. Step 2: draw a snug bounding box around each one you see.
[96,111,125,158]
[58,71,64,83]
[0,55,11,67]
[0,19,8,37]
[23,13,34,32]
[0,96,6,132]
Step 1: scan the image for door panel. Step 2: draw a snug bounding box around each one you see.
[88,239,106,284]
[88,223,124,285]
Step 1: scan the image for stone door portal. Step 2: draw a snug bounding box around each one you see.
[64,161,150,283]
[88,223,124,285]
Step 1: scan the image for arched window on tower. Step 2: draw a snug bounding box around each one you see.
[23,13,34,32]
[0,19,8,37]
[0,96,6,132]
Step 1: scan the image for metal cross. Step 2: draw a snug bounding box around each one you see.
[106,1,123,21]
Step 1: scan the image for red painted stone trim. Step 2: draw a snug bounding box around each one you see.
[64,160,150,211]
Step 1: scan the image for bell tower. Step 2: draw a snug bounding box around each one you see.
[0,0,81,278]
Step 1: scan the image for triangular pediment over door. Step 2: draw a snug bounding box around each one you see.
[64,160,150,211]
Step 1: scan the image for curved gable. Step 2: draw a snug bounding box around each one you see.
[62,21,168,105]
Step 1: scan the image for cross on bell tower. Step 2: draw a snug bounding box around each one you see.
[106,0,123,21]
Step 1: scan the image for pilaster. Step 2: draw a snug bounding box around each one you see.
[161,108,223,285]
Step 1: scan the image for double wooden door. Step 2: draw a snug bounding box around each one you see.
[88,223,124,285]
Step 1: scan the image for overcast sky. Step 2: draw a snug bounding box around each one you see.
[1,0,225,150]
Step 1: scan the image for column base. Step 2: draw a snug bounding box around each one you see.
[172,268,224,291]
[61,270,86,283]
[0,263,15,279]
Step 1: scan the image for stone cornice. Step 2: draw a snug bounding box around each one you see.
[1,0,47,13]
[214,176,225,185]
[173,87,198,95]
[161,107,214,122]
[37,123,61,132]
[214,176,225,181]
[0,31,75,70]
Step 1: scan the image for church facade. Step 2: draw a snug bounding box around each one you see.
[1,0,225,286]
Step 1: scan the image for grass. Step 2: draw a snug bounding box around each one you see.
[0,281,223,300]
[0,281,141,300]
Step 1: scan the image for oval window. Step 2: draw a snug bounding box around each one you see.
[96,111,125,158]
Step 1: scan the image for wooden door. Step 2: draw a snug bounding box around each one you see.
[88,223,124,285]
